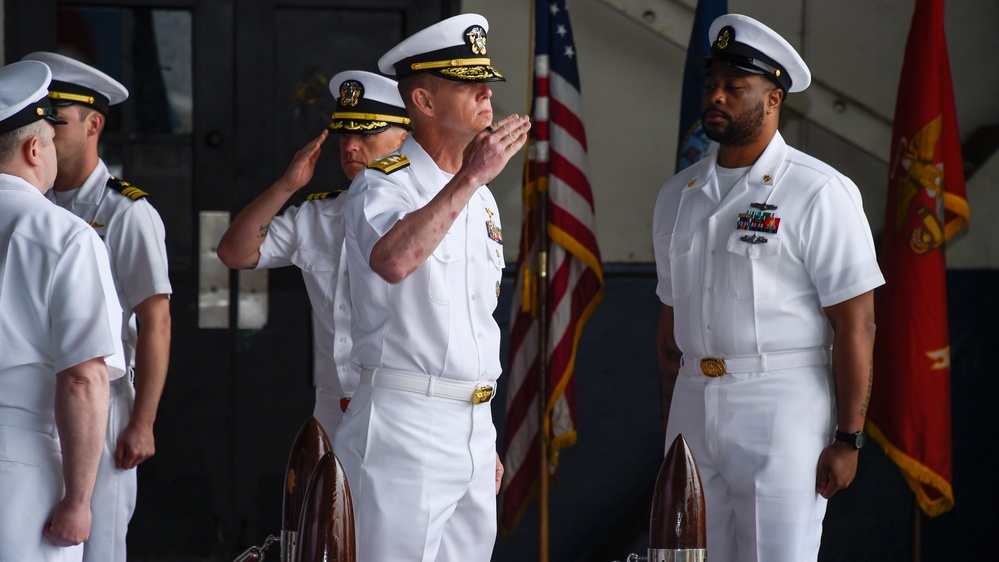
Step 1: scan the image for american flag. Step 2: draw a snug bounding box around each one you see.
[499,0,604,534]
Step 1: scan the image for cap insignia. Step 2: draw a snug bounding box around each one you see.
[339,80,363,108]
[466,26,487,56]
[717,27,733,50]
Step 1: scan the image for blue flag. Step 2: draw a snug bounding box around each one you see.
[676,0,728,172]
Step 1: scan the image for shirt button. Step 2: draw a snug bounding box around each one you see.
[444,253,451,260]
[338,337,346,343]
[706,324,713,331]
[748,249,757,257]
[471,294,478,301]
[710,250,717,256]
[477,333,483,339]
[338,304,345,311]
[706,287,713,293]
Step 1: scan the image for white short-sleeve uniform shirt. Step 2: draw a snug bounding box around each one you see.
[653,132,885,356]
[1,173,124,562]
[343,135,505,382]
[48,160,172,368]
[256,193,356,398]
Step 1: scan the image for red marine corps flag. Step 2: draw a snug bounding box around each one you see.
[867,0,968,516]
[500,0,604,545]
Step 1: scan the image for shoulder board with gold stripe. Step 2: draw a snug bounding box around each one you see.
[106,176,150,201]
[367,154,410,175]
[305,190,344,201]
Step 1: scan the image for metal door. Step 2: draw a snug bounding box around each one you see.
[3,0,452,558]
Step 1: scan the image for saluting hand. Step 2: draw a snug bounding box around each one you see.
[276,130,329,194]
[461,114,531,186]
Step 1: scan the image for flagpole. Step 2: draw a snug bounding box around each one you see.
[523,2,550,560]
[536,190,550,562]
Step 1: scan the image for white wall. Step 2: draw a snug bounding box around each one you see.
[463,0,999,268]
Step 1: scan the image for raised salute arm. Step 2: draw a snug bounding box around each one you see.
[369,113,529,283]
[217,131,329,269]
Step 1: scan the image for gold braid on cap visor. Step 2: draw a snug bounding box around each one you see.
[410,57,491,71]
[330,112,410,125]
[329,112,411,131]
[49,91,96,105]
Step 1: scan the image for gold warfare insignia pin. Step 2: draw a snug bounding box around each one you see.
[339,80,363,108]
[687,178,698,188]
[466,25,487,55]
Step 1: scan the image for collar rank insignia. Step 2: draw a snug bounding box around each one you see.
[736,208,780,234]
[107,176,149,201]
[750,202,777,211]
[486,217,503,245]
[368,154,410,174]
[740,234,768,244]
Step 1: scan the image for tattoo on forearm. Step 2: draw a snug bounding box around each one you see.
[256,224,270,239]
[859,360,873,417]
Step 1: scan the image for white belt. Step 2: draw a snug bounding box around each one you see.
[0,407,56,434]
[685,347,831,377]
[361,368,496,404]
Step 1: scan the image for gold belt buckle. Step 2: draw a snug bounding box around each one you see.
[472,385,494,404]
[700,358,727,377]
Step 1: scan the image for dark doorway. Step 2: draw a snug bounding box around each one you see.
[4,1,453,559]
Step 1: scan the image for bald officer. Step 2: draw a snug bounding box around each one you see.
[23,51,173,562]
[336,14,530,561]
[0,60,125,561]
[653,14,885,561]
[217,70,410,440]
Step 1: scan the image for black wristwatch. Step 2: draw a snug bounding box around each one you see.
[835,429,866,450]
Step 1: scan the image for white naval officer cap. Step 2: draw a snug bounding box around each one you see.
[378,13,505,83]
[328,70,411,134]
[699,14,811,94]
[22,51,129,115]
[0,60,67,135]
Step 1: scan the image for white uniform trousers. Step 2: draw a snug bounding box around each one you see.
[82,376,137,562]
[335,372,497,562]
[664,362,835,562]
[313,387,347,449]
[0,414,82,562]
